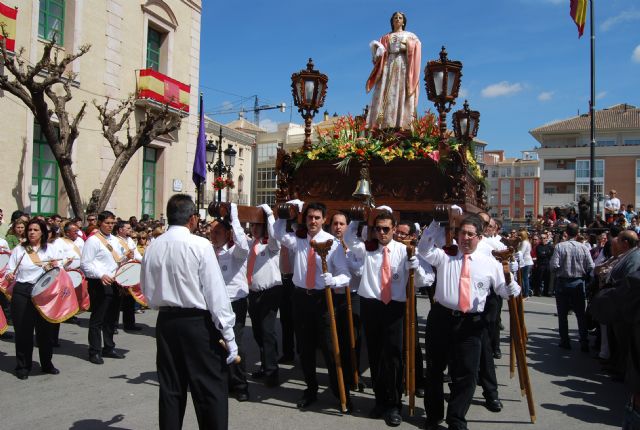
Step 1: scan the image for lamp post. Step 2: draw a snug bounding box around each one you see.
[291,58,328,150]
[452,100,480,163]
[424,46,463,152]
[206,127,237,203]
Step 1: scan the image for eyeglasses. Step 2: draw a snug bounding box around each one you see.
[459,231,479,238]
[87,218,96,221]
[374,226,391,234]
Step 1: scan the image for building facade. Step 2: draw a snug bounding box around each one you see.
[0,0,202,219]
[530,103,640,215]
[484,150,540,224]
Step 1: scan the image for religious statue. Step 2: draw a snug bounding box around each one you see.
[366,11,422,130]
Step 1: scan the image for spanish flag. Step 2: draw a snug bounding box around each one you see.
[0,2,17,52]
[570,0,587,38]
[137,68,191,113]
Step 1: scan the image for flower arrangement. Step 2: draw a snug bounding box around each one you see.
[213,177,234,191]
[289,112,484,181]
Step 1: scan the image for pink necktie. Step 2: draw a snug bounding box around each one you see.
[458,254,471,312]
[380,246,391,304]
[246,240,259,286]
[305,245,316,289]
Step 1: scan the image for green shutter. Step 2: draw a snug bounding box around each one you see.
[141,147,157,218]
[31,124,59,216]
[38,0,65,44]
[146,28,161,71]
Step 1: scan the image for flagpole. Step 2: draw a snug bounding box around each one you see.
[588,0,596,223]
[197,93,204,211]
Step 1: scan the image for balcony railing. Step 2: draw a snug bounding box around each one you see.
[136,69,190,115]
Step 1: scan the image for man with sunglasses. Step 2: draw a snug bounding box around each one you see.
[418,214,520,430]
[354,212,420,427]
[274,200,351,412]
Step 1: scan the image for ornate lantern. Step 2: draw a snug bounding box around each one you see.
[291,58,328,150]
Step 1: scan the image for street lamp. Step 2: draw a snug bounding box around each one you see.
[424,46,463,150]
[206,127,237,203]
[291,58,328,150]
[452,100,480,163]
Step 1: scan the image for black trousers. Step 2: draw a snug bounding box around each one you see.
[11,282,54,373]
[228,297,248,394]
[361,297,405,411]
[248,285,282,378]
[279,275,296,358]
[536,264,552,295]
[478,292,499,401]
[88,278,121,355]
[425,303,484,430]
[333,291,359,388]
[292,287,349,399]
[121,294,136,329]
[555,278,588,345]
[156,308,228,430]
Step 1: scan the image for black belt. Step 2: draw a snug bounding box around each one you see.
[159,307,209,316]
[558,276,584,281]
[433,302,480,318]
[294,286,325,296]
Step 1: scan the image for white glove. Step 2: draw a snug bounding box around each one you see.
[258,204,273,217]
[509,260,519,273]
[507,280,521,297]
[405,257,419,270]
[225,339,239,365]
[376,205,393,213]
[286,199,304,212]
[450,204,463,216]
[414,223,421,234]
[230,203,239,221]
[322,272,336,287]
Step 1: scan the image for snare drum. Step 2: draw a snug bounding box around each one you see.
[67,269,90,312]
[31,268,79,323]
[114,261,141,288]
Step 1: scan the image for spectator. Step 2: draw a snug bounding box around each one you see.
[568,208,579,224]
[6,219,26,249]
[624,204,637,225]
[604,189,621,223]
[84,213,98,234]
[518,230,534,298]
[578,195,590,227]
[535,232,554,297]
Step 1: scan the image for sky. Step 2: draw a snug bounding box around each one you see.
[200,0,640,157]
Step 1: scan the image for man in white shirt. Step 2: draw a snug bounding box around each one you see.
[274,201,352,411]
[246,204,282,387]
[81,211,129,364]
[141,194,237,430]
[115,220,143,332]
[354,212,419,426]
[418,214,520,430]
[211,203,250,402]
[605,189,621,222]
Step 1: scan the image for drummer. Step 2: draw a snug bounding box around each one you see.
[81,211,130,364]
[115,220,142,332]
[4,218,61,379]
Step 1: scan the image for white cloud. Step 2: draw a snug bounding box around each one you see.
[538,91,554,102]
[601,10,640,32]
[481,81,523,98]
[633,45,640,63]
[259,118,278,132]
[458,87,469,99]
[596,91,607,100]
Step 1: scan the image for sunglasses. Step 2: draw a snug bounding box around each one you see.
[374,226,392,234]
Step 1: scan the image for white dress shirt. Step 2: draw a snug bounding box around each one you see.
[120,236,143,261]
[274,220,350,290]
[141,226,236,343]
[52,237,82,270]
[0,238,9,251]
[419,242,516,313]
[81,232,126,279]
[416,254,436,288]
[214,216,249,301]
[357,240,411,302]
[247,213,281,291]
[7,244,59,284]
[605,197,621,213]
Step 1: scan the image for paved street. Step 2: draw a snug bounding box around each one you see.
[0,295,627,430]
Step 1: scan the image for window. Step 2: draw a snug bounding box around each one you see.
[500,180,510,205]
[575,159,604,201]
[500,167,511,177]
[31,124,59,216]
[501,208,510,219]
[625,139,640,146]
[256,167,277,189]
[524,180,534,205]
[39,0,65,44]
[257,143,278,163]
[146,27,162,71]
[256,191,275,206]
[238,148,244,158]
[597,140,616,147]
[141,147,157,218]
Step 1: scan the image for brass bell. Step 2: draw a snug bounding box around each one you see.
[352,178,372,200]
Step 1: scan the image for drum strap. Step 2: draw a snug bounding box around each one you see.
[116,236,130,252]
[24,246,42,266]
[63,238,81,257]
[95,233,122,263]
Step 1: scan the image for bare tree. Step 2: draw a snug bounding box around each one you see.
[1,27,184,216]
[94,96,182,213]
[0,28,89,216]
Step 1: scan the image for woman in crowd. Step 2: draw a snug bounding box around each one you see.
[4,218,60,379]
[6,219,26,249]
[518,230,534,298]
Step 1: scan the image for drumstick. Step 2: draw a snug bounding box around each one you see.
[218,339,241,364]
